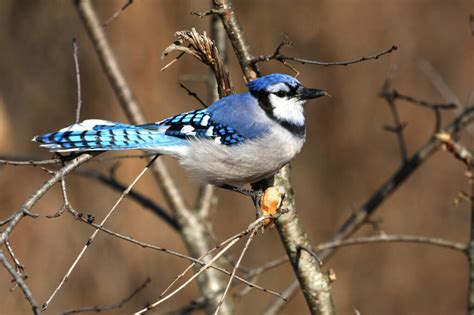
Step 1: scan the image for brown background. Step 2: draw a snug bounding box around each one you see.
[1,1,473,314]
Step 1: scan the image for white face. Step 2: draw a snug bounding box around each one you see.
[266,83,305,126]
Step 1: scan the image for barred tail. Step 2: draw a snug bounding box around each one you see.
[33,119,185,152]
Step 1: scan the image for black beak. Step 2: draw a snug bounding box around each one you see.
[298,87,328,100]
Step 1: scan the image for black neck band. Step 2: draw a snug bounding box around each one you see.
[252,91,306,138]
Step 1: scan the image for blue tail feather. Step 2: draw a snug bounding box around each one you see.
[33,120,187,152]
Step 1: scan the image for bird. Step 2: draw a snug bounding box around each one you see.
[33,73,327,188]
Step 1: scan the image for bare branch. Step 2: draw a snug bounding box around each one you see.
[60,277,150,314]
[136,216,270,314]
[179,81,207,107]
[71,210,286,301]
[196,0,260,80]
[214,227,257,314]
[269,167,335,315]
[74,4,235,312]
[436,132,473,167]
[208,1,336,313]
[0,153,156,166]
[72,38,82,124]
[42,156,158,311]
[251,44,398,68]
[418,59,462,108]
[0,158,62,166]
[102,0,134,27]
[468,158,474,313]
[5,240,26,280]
[315,234,467,254]
[380,78,409,163]
[0,153,93,247]
[0,251,40,314]
[270,106,474,308]
[76,168,179,230]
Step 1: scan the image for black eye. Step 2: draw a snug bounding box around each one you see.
[274,91,287,97]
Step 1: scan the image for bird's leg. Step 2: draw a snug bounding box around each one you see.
[218,184,263,201]
[217,184,272,220]
[217,183,262,198]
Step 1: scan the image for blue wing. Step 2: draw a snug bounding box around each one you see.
[157,109,246,146]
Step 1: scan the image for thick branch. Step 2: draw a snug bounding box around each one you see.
[322,106,474,259]
[74,2,233,313]
[272,167,334,315]
[211,0,260,80]
[209,1,335,314]
[469,162,474,314]
[268,106,474,311]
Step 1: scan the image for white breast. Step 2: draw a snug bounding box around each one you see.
[178,125,305,185]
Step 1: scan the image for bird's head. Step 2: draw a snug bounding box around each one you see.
[247,74,327,134]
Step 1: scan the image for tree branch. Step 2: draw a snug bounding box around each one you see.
[268,105,474,311]
[74,2,235,313]
[251,44,398,67]
[315,234,467,254]
[60,277,150,314]
[208,1,336,314]
[0,251,40,315]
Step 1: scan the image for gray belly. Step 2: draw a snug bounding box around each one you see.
[179,131,305,185]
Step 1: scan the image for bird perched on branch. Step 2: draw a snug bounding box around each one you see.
[34,74,327,188]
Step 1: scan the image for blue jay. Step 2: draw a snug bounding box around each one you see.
[34,74,327,186]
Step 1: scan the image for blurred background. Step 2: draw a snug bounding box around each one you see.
[1,1,473,314]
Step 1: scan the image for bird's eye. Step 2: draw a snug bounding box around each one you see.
[274,91,287,97]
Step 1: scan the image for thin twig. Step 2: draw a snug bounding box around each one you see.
[267,106,474,312]
[42,156,158,311]
[234,255,289,299]
[179,82,207,107]
[75,168,178,230]
[102,0,134,27]
[214,227,258,314]
[380,78,409,162]
[0,158,62,166]
[0,251,40,314]
[60,277,150,314]
[0,153,155,167]
[71,212,286,301]
[135,238,240,314]
[385,90,457,110]
[0,153,93,247]
[73,38,82,124]
[418,59,461,106]
[251,44,398,67]
[46,178,69,218]
[75,0,191,238]
[315,234,467,254]
[5,240,26,279]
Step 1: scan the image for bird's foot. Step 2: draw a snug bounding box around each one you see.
[218,184,283,227]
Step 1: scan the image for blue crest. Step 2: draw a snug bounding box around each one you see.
[246,74,301,92]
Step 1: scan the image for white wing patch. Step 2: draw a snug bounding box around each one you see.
[58,119,115,132]
[180,125,195,135]
[200,115,210,126]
